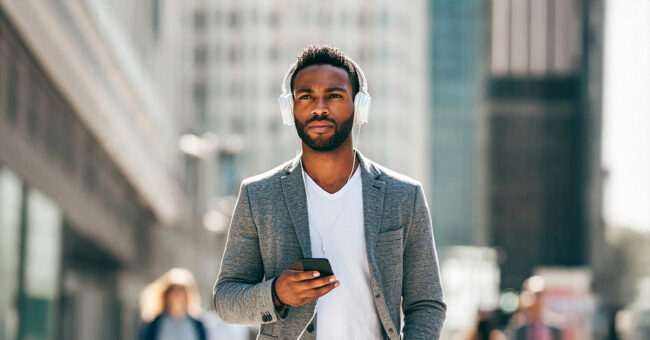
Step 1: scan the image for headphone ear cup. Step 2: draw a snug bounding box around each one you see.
[354,93,371,125]
[278,94,295,126]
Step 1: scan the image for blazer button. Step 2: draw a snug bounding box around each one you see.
[307,324,315,333]
[375,293,381,298]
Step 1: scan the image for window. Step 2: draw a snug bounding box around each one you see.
[250,9,258,25]
[27,83,41,138]
[195,46,207,66]
[24,188,63,299]
[194,81,207,124]
[0,169,63,340]
[229,45,242,63]
[381,9,389,27]
[21,187,63,340]
[152,0,161,40]
[219,153,238,195]
[214,45,221,61]
[45,95,62,161]
[193,9,206,32]
[269,46,278,62]
[229,9,241,28]
[269,11,279,28]
[84,145,97,192]
[214,9,221,25]
[6,60,19,123]
[60,110,76,173]
[0,167,23,340]
[194,81,207,102]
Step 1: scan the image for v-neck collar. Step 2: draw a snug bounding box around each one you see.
[303,166,360,200]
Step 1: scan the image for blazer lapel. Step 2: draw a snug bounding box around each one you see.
[358,151,385,265]
[280,155,312,258]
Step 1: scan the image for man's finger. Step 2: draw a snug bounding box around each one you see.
[302,275,337,289]
[310,281,339,298]
[291,270,321,281]
[291,275,336,292]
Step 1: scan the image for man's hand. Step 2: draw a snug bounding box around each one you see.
[274,262,340,307]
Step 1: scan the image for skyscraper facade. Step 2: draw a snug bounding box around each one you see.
[430,0,489,248]
[487,0,604,289]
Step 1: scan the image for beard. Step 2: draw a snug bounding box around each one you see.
[295,113,354,152]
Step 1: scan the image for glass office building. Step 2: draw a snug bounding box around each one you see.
[430,0,488,248]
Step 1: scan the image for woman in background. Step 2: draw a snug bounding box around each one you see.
[139,268,207,340]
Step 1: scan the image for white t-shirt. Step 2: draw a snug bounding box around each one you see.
[303,166,382,339]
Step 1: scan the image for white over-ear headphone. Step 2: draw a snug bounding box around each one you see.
[278,57,371,126]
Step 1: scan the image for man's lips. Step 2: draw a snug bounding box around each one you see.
[308,123,334,133]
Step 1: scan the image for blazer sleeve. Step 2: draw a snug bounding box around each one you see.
[401,183,447,339]
[212,182,287,325]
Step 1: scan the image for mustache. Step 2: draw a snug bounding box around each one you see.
[305,115,337,126]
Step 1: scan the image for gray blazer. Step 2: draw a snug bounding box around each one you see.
[213,151,446,340]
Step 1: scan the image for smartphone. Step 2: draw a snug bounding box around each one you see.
[300,258,334,277]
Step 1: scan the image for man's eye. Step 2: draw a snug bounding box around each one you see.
[329,94,342,98]
[299,95,312,100]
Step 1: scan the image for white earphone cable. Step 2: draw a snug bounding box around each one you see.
[354,120,362,151]
[296,305,318,340]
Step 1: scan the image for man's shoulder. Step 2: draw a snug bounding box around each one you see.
[240,158,294,187]
[370,159,422,189]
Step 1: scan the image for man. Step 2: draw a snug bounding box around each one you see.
[213,45,446,340]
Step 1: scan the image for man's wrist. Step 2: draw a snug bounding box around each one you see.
[271,277,288,309]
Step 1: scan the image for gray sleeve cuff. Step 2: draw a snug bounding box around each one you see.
[258,278,292,323]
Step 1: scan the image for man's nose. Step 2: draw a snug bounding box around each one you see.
[311,97,329,116]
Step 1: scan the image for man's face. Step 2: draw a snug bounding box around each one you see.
[292,64,355,152]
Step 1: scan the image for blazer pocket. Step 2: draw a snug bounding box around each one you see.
[256,334,278,340]
[376,226,405,282]
[377,225,404,243]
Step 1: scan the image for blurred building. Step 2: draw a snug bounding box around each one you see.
[0,1,222,339]
[429,0,489,248]
[440,246,500,337]
[616,276,650,339]
[486,0,605,290]
[177,0,432,198]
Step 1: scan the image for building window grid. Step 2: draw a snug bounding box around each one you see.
[491,0,581,76]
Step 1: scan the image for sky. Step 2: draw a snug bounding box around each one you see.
[602,0,650,232]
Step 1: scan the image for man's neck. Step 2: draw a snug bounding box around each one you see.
[300,140,359,194]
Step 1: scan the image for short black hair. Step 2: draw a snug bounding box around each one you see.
[290,45,360,96]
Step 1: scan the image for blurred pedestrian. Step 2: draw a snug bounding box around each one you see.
[455,310,506,340]
[139,268,207,340]
[505,276,562,340]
